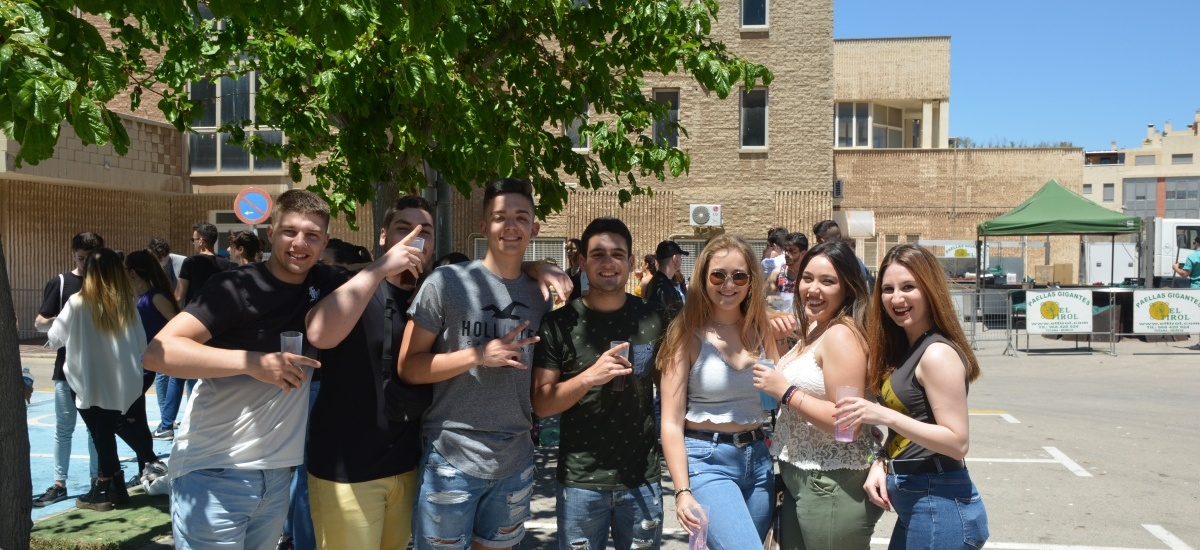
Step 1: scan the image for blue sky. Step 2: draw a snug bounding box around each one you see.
[834,1,1200,151]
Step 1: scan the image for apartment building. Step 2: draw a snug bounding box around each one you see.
[1083,112,1200,219]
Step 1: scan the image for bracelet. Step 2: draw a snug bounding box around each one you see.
[781,385,799,406]
[674,487,692,498]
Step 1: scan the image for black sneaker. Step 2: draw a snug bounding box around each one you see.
[152,427,174,440]
[76,478,115,512]
[108,471,130,505]
[32,484,68,507]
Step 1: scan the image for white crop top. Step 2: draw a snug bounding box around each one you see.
[771,337,875,470]
[685,336,767,426]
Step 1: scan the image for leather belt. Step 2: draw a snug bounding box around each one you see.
[684,428,766,448]
[887,456,967,475]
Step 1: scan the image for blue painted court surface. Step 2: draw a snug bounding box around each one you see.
[26,390,174,521]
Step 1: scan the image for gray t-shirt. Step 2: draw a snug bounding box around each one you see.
[408,260,551,479]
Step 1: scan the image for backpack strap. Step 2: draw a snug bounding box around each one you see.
[376,280,396,381]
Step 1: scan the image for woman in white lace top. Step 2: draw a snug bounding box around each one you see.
[754,239,883,549]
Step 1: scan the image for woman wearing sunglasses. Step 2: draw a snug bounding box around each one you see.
[834,244,988,549]
[659,234,778,547]
[754,239,882,549]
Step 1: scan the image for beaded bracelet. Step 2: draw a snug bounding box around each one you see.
[674,487,693,498]
[782,385,800,407]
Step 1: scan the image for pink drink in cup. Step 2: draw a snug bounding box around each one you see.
[834,385,860,442]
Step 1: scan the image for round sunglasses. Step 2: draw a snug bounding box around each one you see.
[708,270,750,287]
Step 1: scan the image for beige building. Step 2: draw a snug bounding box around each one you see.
[1083,112,1200,219]
[2,1,1085,336]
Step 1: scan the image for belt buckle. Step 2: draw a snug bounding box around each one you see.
[732,430,752,448]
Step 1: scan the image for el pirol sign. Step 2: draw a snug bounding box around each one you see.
[234,187,273,225]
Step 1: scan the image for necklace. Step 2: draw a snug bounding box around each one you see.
[712,319,741,329]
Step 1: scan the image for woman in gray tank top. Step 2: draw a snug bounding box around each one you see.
[834,244,989,549]
[659,235,780,548]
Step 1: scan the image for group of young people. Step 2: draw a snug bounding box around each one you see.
[30,178,989,550]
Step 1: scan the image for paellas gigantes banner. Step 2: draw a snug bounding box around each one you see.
[1026,290,1093,334]
[1133,290,1200,334]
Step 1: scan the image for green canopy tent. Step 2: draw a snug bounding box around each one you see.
[976,179,1142,289]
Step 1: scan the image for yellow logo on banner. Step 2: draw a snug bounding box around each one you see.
[954,248,969,257]
[1040,301,1060,319]
[1149,301,1171,321]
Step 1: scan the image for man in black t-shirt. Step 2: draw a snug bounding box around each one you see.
[533,218,667,549]
[304,196,433,548]
[176,221,236,307]
[144,190,333,550]
[31,231,104,508]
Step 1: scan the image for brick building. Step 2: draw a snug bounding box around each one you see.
[2,1,1084,337]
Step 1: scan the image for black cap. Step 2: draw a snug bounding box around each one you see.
[655,240,688,260]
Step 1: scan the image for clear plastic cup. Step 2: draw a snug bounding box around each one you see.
[687,503,709,550]
[757,358,777,411]
[610,341,628,391]
[280,331,303,355]
[835,385,860,442]
[400,237,425,286]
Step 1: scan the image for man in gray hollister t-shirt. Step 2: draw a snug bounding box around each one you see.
[400,178,553,550]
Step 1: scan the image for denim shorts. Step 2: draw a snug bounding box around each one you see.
[887,468,989,550]
[412,445,536,549]
[556,482,663,550]
[171,467,292,550]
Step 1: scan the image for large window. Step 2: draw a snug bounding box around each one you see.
[653,90,680,148]
[834,102,901,148]
[872,105,903,148]
[188,74,284,174]
[741,0,767,27]
[834,102,869,148]
[565,100,590,151]
[1123,177,1156,218]
[1165,177,1200,218]
[740,88,768,148]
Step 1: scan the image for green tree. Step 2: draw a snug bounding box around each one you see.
[1,0,770,544]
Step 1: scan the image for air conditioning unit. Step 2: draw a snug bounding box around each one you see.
[689,204,722,227]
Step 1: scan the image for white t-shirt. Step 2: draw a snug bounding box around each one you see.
[47,294,147,411]
[762,255,784,278]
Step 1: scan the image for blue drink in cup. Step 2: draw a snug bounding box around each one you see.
[757,358,777,411]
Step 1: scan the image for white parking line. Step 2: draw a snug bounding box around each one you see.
[1143,525,1195,550]
[1044,446,1092,477]
[970,410,1021,423]
[873,539,1160,549]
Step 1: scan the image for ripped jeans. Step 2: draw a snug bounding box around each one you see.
[556,482,663,550]
[412,444,535,549]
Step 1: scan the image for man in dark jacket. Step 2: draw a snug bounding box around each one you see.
[644,240,688,322]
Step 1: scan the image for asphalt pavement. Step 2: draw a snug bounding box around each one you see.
[21,336,1200,549]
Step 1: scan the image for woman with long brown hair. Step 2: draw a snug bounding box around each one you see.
[754,239,882,549]
[48,248,157,512]
[659,234,778,547]
[834,244,988,549]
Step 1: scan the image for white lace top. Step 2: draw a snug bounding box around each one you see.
[771,337,875,470]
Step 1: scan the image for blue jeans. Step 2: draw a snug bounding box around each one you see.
[282,380,319,550]
[156,375,195,431]
[684,435,774,549]
[886,469,989,550]
[412,444,535,549]
[172,467,293,550]
[556,482,663,550]
[53,380,97,482]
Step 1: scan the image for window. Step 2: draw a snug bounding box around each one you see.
[210,211,272,257]
[834,102,870,148]
[905,234,921,245]
[473,238,566,264]
[188,74,284,174]
[862,236,879,270]
[1134,154,1155,166]
[565,100,590,151]
[1102,183,1115,202]
[1123,177,1156,218]
[1082,183,1093,194]
[1165,176,1200,218]
[740,88,768,148]
[652,90,679,148]
[1172,154,1194,165]
[741,0,767,27]
[872,105,903,148]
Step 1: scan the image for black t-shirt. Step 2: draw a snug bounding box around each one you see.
[308,280,423,483]
[186,262,342,355]
[39,272,83,380]
[179,254,237,306]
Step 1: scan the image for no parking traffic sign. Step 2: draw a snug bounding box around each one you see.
[234,187,273,225]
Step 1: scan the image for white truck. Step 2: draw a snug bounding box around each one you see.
[1140,218,1200,288]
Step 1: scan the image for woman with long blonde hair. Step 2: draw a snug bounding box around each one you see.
[48,248,156,512]
[754,239,882,549]
[834,244,988,549]
[659,234,778,547]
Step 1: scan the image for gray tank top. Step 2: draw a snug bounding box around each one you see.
[685,337,767,426]
[880,331,968,461]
